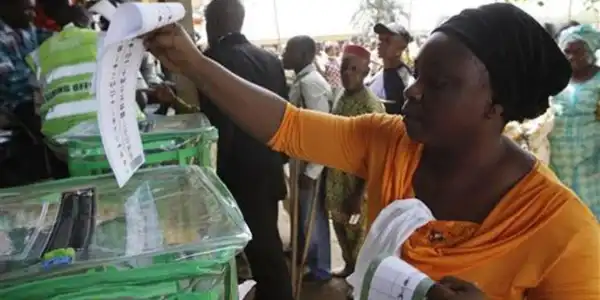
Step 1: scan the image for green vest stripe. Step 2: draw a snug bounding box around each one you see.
[28,24,145,137]
[42,112,99,138]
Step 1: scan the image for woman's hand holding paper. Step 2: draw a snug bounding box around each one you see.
[143,23,201,76]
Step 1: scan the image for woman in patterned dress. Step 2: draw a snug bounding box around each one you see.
[550,24,600,217]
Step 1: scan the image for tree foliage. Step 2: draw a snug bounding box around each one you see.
[506,0,600,10]
[583,0,600,11]
[351,0,409,35]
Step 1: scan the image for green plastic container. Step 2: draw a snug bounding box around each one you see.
[58,114,218,177]
[0,166,250,299]
[0,253,238,300]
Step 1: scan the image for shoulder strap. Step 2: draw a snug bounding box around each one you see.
[397,65,414,87]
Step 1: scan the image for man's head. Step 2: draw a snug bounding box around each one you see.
[204,0,245,45]
[316,42,323,53]
[51,5,92,28]
[373,23,412,62]
[98,16,109,31]
[0,0,36,29]
[341,45,370,92]
[282,35,316,71]
[324,42,338,57]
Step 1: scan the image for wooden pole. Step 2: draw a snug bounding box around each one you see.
[272,0,282,51]
[289,160,300,296]
[295,180,319,300]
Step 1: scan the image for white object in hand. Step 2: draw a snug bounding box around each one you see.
[95,3,185,187]
[347,199,434,298]
[238,280,256,300]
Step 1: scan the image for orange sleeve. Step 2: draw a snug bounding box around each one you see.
[269,103,396,177]
[528,221,600,300]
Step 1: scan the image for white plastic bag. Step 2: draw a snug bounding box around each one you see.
[347,198,434,298]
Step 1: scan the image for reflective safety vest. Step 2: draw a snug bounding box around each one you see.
[27,24,144,138]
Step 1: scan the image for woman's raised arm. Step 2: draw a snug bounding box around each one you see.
[145,24,399,176]
[186,51,385,175]
[269,105,394,176]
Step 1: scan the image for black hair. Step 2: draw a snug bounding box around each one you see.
[51,5,91,27]
[204,0,245,33]
[566,20,580,27]
[555,20,580,39]
[288,35,317,61]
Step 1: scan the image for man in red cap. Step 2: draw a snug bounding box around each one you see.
[35,0,73,31]
[324,44,385,279]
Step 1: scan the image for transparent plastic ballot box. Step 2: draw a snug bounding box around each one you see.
[0,165,251,300]
[54,113,218,176]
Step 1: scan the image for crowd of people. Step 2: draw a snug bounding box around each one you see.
[0,0,599,299]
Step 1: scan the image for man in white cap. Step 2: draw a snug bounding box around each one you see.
[368,22,414,115]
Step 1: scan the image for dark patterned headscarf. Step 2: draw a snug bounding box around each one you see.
[434,3,571,122]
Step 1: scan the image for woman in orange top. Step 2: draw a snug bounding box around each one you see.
[144,3,600,300]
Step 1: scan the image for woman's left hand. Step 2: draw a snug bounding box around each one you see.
[144,24,202,76]
[438,276,486,300]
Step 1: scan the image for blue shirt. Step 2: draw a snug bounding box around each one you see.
[0,19,52,110]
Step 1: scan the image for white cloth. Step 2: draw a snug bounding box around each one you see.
[289,64,332,179]
[347,198,435,299]
[238,280,256,299]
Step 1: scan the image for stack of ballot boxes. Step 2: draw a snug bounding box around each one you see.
[0,166,249,299]
[58,113,218,176]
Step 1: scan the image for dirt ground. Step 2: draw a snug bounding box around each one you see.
[243,202,350,300]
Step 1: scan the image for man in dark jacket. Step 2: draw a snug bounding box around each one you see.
[200,1,292,299]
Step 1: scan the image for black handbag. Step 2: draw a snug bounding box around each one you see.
[0,187,96,276]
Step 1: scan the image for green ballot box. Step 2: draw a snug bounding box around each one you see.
[57,113,218,177]
[0,166,249,300]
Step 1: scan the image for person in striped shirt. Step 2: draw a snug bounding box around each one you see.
[0,0,53,114]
